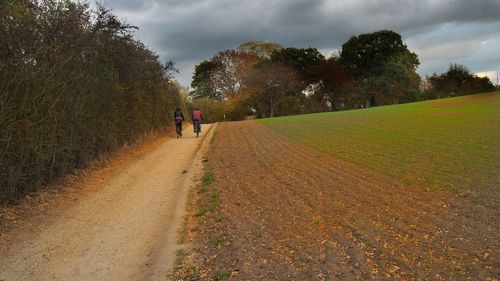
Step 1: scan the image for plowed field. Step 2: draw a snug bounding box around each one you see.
[173,122,498,280]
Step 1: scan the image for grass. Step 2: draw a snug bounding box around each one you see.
[259,93,500,196]
[172,249,187,273]
[214,235,230,247]
[169,168,223,280]
[195,170,222,218]
[213,269,230,280]
[200,171,214,193]
[167,249,202,281]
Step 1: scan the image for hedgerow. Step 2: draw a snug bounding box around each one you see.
[0,1,182,201]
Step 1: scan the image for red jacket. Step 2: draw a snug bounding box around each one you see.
[192,110,203,120]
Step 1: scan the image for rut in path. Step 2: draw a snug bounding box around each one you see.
[181,121,498,280]
[0,124,214,281]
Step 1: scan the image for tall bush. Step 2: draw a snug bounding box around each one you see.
[0,1,181,202]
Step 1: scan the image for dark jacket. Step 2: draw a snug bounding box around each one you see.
[174,110,185,121]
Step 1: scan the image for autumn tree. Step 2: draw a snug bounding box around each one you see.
[190,49,259,101]
[247,64,303,117]
[309,57,353,110]
[238,40,283,59]
[212,49,260,98]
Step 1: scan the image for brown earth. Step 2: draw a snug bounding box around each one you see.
[173,121,499,280]
[0,124,215,281]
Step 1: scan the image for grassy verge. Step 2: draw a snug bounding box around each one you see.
[168,167,231,281]
[195,171,219,217]
[259,93,500,199]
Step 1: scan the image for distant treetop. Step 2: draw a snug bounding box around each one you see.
[238,40,283,58]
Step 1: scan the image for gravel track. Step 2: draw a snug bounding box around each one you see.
[0,124,214,281]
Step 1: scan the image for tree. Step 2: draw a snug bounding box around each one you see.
[191,60,223,100]
[247,64,303,117]
[190,50,259,101]
[426,64,496,98]
[238,40,283,58]
[268,47,325,86]
[309,57,352,110]
[362,56,421,105]
[341,29,419,79]
[212,49,259,98]
[340,30,421,106]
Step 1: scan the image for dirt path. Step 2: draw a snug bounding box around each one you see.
[175,121,498,280]
[0,124,215,281]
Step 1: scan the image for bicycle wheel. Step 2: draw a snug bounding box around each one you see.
[176,125,182,138]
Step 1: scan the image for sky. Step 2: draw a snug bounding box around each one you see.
[96,0,500,87]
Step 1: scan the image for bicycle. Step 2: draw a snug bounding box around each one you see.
[194,119,201,137]
[175,119,183,138]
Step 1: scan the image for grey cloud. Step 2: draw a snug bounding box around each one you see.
[99,0,152,11]
[99,0,500,85]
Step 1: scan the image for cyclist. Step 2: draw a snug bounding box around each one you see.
[192,108,203,133]
[174,108,184,137]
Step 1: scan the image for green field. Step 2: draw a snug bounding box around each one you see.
[259,93,500,198]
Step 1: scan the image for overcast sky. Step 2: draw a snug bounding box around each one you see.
[97,0,500,87]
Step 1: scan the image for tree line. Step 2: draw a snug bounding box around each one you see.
[0,1,186,202]
[190,31,496,120]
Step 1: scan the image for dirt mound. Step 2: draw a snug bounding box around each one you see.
[174,121,498,280]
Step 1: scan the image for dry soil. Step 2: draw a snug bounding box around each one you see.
[0,124,214,281]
